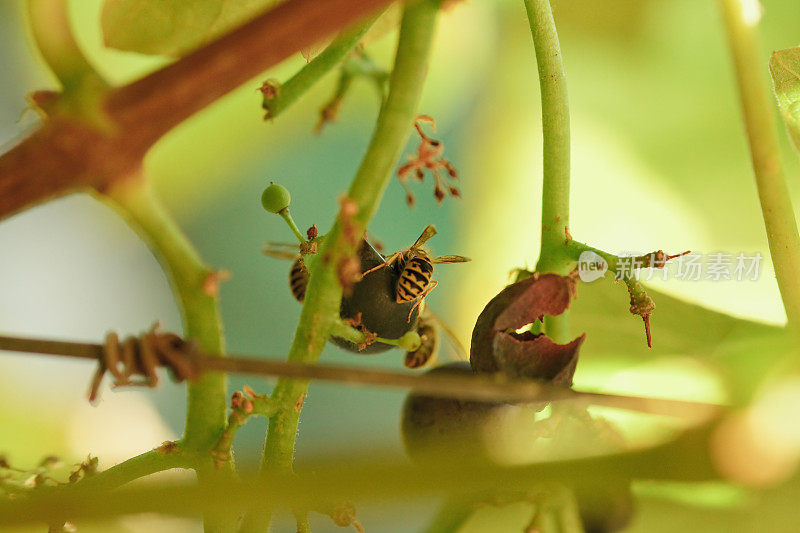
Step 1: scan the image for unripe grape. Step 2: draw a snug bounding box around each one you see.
[401,363,620,467]
[401,362,522,465]
[331,240,419,354]
[261,182,291,213]
[576,480,634,533]
[398,331,422,352]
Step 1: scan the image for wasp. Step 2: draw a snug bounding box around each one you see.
[404,307,467,369]
[405,312,438,369]
[362,225,470,319]
[265,230,389,304]
[263,242,311,303]
[289,256,310,302]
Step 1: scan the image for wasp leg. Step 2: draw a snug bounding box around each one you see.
[424,307,468,362]
[406,280,437,322]
[361,251,403,277]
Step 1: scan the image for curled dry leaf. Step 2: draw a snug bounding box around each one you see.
[492,333,583,387]
[470,273,585,386]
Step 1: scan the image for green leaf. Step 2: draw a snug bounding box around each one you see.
[570,281,794,404]
[101,0,281,56]
[770,47,800,154]
[629,476,800,533]
[571,281,776,357]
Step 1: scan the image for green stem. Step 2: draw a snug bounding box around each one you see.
[719,0,800,330]
[525,0,572,342]
[345,2,441,226]
[74,449,193,492]
[294,512,311,533]
[329,319,416,348]
[315,49,390,133]
[262,14,380,119]
[0,479,30,496]
[566,239,658,346]
[27,0,105,92]
[251,396,280,418]
[211,414,246,470]
[27,0,109,126]
[564,240,617,272]
[0,420,721,527]
[104,178,227,451]
[553,487,584,533]
[527,486,583,533]
[212,398,278,468]
[564,239,683,275]
[422,495,476,533]
[278,208,307,244]
[102,177,236,532]
[240,2,441,531]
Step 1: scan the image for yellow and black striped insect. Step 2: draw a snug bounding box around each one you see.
[404,308,467,369]
[265,232,386,304]
[363,225,470,318]
[405,313,439,369]
[263,242,310,302]
[289,256,310,302]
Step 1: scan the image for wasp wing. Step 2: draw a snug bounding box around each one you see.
[262,249,299,260]
[411,224,437,249]
[432,255,470,264]
[263,241,301,249]
[262,241,302,260]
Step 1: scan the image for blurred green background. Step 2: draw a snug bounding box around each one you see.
[2,0,800,531]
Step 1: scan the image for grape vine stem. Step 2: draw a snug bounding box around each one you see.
[524,0,573,343]
[719,0,800,330]
[103,177,237,532]
[262,13,381,120]
[0,0,395,220]
[0,420,721,528]
[239,1,442,531]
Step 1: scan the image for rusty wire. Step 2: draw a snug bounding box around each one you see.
[87,325,199,402]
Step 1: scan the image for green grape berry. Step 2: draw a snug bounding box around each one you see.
[331,240,420,354]
[398,331,422,352]
[261,182,291,213]
[401,363,504,465]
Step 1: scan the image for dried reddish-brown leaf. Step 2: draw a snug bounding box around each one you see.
[492,331,584,386]
[470,273,584,385]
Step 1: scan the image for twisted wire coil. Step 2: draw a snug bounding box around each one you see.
[88,325,199,402]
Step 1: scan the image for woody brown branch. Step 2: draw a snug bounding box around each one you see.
[0,0,394,220]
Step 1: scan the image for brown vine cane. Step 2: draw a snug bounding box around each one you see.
[88,325,200,402]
